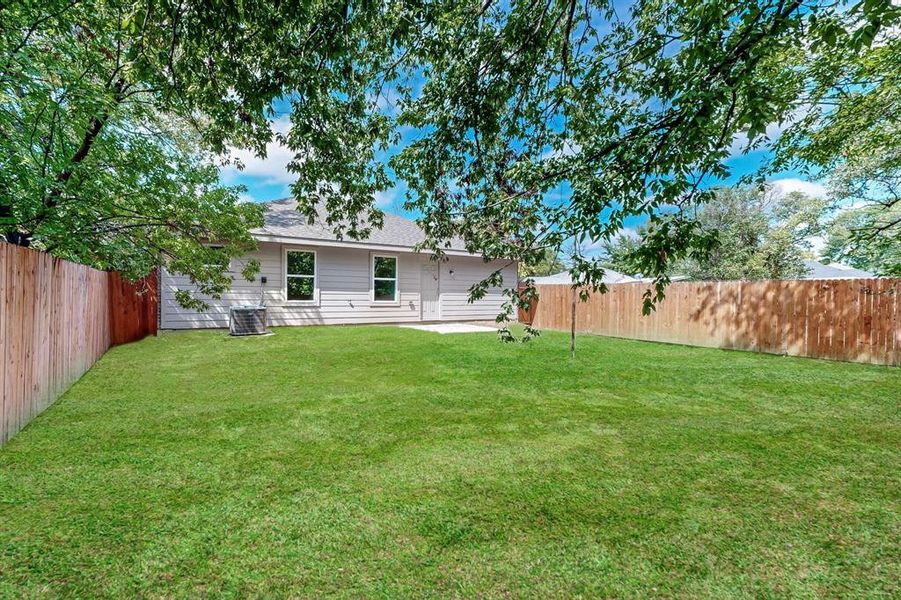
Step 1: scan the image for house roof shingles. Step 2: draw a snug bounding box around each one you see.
[802,259,875,279]
[252,198,468,252]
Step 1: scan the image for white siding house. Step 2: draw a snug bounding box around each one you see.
[160,199,518,329]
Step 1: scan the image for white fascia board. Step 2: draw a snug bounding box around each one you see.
[252,233,476,257]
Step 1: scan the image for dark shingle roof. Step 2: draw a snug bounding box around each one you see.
[252,198,467,251]
[802,259,875,279]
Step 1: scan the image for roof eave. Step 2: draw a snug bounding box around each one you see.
[251,232,478,257]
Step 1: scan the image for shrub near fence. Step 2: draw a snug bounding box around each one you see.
[0,243,157,444]
[523,279,900,366]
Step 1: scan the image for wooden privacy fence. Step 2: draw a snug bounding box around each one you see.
[109,270,158,345]
[1,243,157,444]
[523,279,900,366]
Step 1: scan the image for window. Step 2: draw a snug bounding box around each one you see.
[372,255,398,302]
[285,249,316,302]
[204,245,230,270]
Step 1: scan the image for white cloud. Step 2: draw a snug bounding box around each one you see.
[728,106,811,157]
[220,115,296,186]
[375,184,409,212]
[367,87,401,114]
[729,121,787,156]
[613,226,640,241]
[374,188,398,208]
[572,227,639,257]
[768,178,827,198]
[582,239,605,252]
[541,140,581,161]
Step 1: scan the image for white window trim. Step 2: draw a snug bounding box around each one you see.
[204,244,231,271]
[370,253,399,305]
[284,247,319,306]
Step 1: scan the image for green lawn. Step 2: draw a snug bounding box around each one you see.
[0,326,898,598]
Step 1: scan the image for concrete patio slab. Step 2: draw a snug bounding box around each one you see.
[399,323,498,334]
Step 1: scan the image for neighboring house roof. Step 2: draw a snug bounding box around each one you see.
[251,198,471,255]
[637,275,690,283]
[802,259,874,279]
[529,269,637,285]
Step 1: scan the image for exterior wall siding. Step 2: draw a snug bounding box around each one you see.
[160,242,517,329]
[439,259,518,320]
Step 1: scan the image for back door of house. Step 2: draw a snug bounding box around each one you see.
[420,263,439,321]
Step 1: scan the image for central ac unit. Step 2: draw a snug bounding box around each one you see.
[229,306,268,336]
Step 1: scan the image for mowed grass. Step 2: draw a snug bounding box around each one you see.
[0,326,898,598]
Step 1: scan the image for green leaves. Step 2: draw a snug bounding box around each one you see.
[773,0,901,277]
[352,2,820,311]
[3,0,898,319]
[0,0,338,307]
[604,186,829,285]
[352,0,897,326]
[822,151,901,276]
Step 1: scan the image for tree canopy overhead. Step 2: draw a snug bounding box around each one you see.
[1,0,392,302]
[287,0,900,321]
[2,0,898,317]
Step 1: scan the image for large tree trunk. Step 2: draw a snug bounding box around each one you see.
[25,77,127,243]
[43,78,124,211]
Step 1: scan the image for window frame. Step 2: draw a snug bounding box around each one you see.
[370,253,399,304]
[283,247,319,306]
[204,244,231,271]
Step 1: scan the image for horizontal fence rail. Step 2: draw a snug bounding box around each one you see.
[1,243,157,444]
[524,279,900,366]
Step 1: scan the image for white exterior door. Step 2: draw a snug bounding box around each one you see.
[420,263,440,321]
